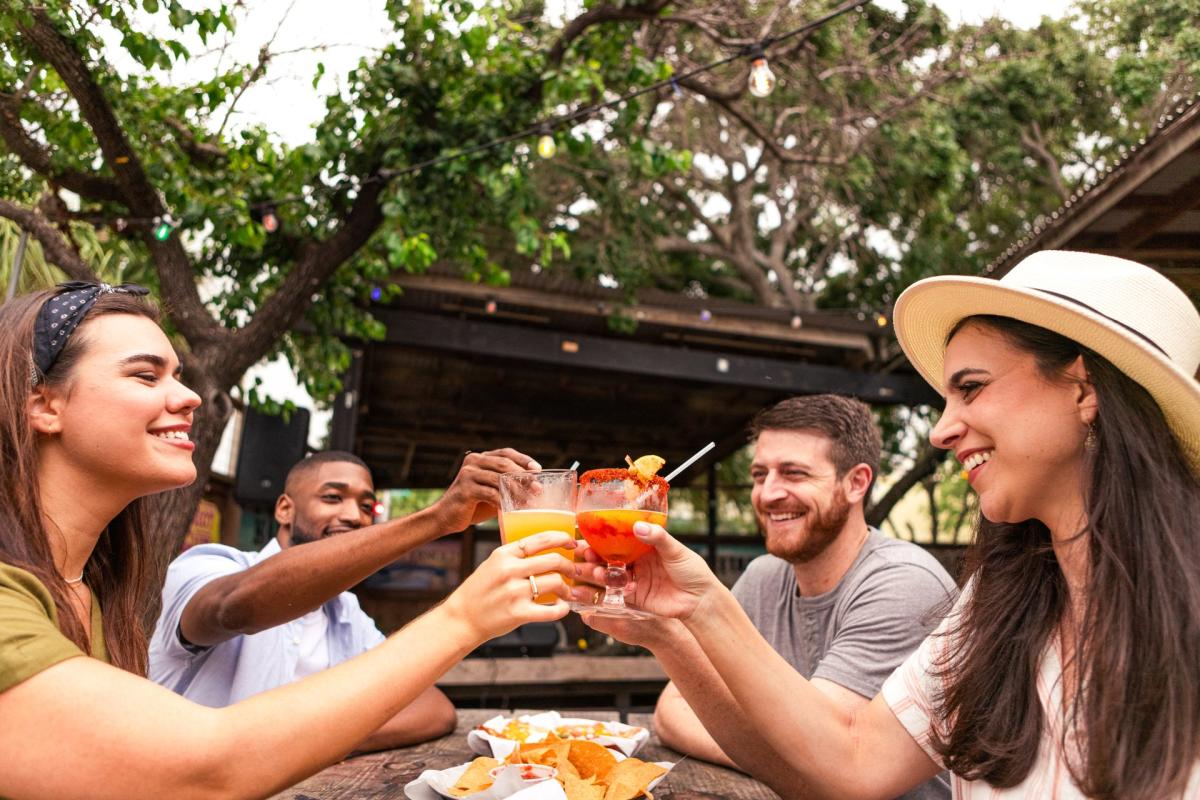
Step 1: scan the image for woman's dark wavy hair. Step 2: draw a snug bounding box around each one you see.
[0,289,162,675]
[931,315,1200,799]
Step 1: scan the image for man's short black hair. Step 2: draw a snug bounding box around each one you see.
[283,450,371,494]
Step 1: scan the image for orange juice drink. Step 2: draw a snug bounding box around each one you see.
[499,508,577,601]
[576,509,666,564]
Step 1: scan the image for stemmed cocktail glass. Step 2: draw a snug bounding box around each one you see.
[570,468,668,620]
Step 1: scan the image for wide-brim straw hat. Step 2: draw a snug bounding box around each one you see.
[893,250,1200,476]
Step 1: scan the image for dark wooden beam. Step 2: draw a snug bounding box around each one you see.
[371,309,938,406]
[1111,172,1200,250]
[391,271,875,351]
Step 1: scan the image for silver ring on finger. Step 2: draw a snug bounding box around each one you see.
[529,574,540,601]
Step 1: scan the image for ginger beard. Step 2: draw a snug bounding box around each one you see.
[758,483,853,564]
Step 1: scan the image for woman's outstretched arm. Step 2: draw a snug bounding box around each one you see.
[0,532,576,800]
[593,522,943,800]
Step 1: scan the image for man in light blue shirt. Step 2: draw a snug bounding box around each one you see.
[151,448,539,752]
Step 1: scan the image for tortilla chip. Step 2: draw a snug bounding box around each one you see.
[601,758,667,800]
[513,742,556,766]
[567,740,618,781]
[449,756,499,797]
[560,773,606,800]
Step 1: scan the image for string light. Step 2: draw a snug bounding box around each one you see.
[536,130,557,159]
[748,50,777,98]
[152,218,173,241]
[251,204,280,234]
[875,314,888,327]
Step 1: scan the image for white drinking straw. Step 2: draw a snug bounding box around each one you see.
[568,460,580,471]
[664,441,716,483]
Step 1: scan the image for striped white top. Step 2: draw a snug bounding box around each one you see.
[881,588,1200,799]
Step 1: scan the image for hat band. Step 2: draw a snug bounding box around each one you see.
[1031,287,1169,358]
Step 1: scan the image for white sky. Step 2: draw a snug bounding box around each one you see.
[163,0,1074,466]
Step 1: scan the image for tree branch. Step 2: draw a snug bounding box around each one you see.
[163,116,226,167]
[0,199,96,282]
[216,45,271,140]
[546,0,673,67]
[0,93,124,203]
[708,94,848,166]
[1019,120,1069,202]
[866,442,950,528]
[21,7,225,346]
[223,175,388,384]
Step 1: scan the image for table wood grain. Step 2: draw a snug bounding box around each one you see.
[272,708,779,800]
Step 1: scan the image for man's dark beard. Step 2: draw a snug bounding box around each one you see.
[764,487,852,564]
[289,518,322,546]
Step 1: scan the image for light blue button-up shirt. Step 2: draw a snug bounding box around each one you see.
[149,538,386,707]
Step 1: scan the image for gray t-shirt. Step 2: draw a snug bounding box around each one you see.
[732,529,957,800]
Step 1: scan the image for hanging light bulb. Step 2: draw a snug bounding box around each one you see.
[261,206,280,234]
[152,218,174,241]
[251,204,280,234]
[536,131,557,159]
[748,54,776,98]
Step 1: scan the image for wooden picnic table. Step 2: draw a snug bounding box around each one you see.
[273,708,781,800]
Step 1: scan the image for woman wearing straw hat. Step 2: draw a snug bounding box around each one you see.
[582,251,1200,798]
[0,284,578,798]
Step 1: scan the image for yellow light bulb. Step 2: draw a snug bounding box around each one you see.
[748,57,776,98]
[537,134,557,159]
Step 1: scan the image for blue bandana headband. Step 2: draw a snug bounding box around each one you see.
[31,281,151,385]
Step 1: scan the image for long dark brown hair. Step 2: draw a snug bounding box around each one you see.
[932,315,1200,799]
[0,289,164,675]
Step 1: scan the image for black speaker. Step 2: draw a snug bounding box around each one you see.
[233,407,311,508]
[470,622,561,658]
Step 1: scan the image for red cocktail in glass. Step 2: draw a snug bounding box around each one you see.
[572,467,668,619]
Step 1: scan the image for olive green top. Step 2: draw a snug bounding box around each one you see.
[0,561,108,694]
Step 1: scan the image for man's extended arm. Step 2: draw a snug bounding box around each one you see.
[180,449,536,647]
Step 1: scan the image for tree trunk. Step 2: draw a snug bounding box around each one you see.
[865,442,949,528]
[140,366,235,632]
[923,477,939,544]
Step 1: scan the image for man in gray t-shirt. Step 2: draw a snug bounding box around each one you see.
[641,395,957,799]
[733,531,954,701]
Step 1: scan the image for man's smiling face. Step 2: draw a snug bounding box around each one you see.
[277,461,376,547]
[749,429,854,563]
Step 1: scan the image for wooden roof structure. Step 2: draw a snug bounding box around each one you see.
[987,93,1200,301]
[330,265,938,488]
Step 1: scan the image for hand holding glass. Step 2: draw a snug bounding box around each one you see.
[572,468,668,620]
[498,469,577,604]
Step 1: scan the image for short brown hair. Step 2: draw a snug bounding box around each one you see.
[748,394,881,478]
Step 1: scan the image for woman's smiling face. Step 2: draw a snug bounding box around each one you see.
[41,313,202,497]
[930,322,1093,527]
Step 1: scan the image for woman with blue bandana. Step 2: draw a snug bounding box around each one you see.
[0,283,578,798]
